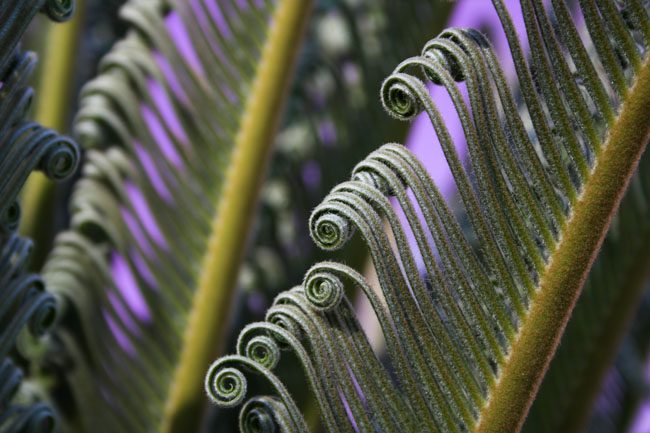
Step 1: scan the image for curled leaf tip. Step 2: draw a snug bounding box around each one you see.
[380,73,425,120]
[309,206,355,250]
[41,0,76,22]
[205,360,248,408]
[303,265,344,312]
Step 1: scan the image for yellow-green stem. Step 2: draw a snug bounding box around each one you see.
[475,56,650,433]
[160,2,313,432]
[20,2,84,267]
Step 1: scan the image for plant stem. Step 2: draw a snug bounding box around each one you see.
[475,56,650,433]
[160,2,313,432]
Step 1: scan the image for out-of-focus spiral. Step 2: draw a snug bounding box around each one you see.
[11,276,57,338]
[39,136,80,181]
[27,292,57,337]
[244,336,280,370]
[380,73,424,121]
[309,205,355,251]
[205,362,248,408]
[20,403,57,433]
[303,266,344,312]
[1,201,21,233]
[41,0,76,22]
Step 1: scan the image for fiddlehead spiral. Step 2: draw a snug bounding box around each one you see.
[205,363,248,408]
[309,205,355,251]
[206,355,308,432]
[237,324,282,370]
[303,264,344,312]
[380,73,426,121]
[240,398,278,433]
[0,123,80,233]
[0,275,57,357]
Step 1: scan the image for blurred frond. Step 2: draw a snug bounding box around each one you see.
[0,2,79,432]
[41,1,311,432]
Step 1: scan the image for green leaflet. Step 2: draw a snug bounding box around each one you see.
[206,1,650,432]
[0,2,79,433]
[41,1,311,433]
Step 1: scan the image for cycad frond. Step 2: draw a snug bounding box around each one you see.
[0,2,79,432]
[41,1,311,432]
[206,1,650,432]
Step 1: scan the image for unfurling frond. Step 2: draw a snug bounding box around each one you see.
[206,1,650,432]
[0,2,79,433]
[41,1,311,432]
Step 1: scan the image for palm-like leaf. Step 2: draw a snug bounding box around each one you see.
[206,1,650,432]
[40,1,311,432]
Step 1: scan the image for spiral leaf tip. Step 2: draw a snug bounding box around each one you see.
[41,0,76,22]
[39,136,81,181]
[380,74,424,121]
[304,267,344,312]
[245,336,280,370]
[205,362,248,408]
[309,207,355,251]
